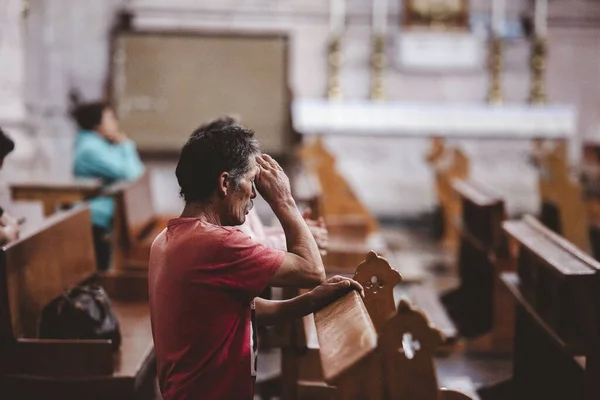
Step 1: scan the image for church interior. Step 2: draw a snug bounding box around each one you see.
[2,0,600,399]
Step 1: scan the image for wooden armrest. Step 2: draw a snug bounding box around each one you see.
[314,291,377,383]
[12,339,114,376]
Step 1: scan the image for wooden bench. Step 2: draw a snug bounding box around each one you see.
[257,251,402,399]
[9,178,103,217]
[532,139,594,255]
[442,179,514,352]
[268,251,474,398]
[106,172,171,270]
[314,290,473,399]
[425,137,470,251]
[297,138,388,272]
[0,206,155,399]
[501,215,600,400]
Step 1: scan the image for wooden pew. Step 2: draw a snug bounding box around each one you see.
[0,206,155,399]
[425,137,470,251]
[532,139,593,254]
[10,178,102,217]
[259,251,401,400]
[442,179,514,352]
[501,215,600,400]
[106,172,171,270]
[270,251,471,398]
[314,291,473,399]
[297,138,388,272]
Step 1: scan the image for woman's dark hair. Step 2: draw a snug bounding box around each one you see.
[176,123,260,203]
[68,90,107,131]
[0,127,15,158]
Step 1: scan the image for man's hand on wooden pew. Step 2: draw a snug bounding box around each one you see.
[255,276,363,326]
[308,275,364,311]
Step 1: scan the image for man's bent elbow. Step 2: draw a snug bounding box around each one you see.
[307,268,326,286]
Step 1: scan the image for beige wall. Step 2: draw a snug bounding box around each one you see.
[2,0,599,216]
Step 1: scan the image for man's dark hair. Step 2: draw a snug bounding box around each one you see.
[195,115,240,133]
[176,123,260,203]
[0,128,15,158]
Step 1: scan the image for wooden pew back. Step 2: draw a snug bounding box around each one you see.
[0,205,156,398]
[425,137,470,250]
[118,171,157,244]
[502,215,600,400]
[108,171,168,270]
[298,137,379,235]
[9,179,102,217]
[446,179,513,345]
[533,139,591,253]
[314,292,473,399]
[454,179,506,251]
[504,216,599,350]
[1,207,96,339]
[314,290,381,399]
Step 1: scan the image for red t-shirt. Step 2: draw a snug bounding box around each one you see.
[148,218,284,400]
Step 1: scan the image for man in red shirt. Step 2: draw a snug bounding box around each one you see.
[149,124,362,399]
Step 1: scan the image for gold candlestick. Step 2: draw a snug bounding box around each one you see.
[327,35,343,100]
[370,34,386,101]
[486,36,503,104]
[528,36,547,104]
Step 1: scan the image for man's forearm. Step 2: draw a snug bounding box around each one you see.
[272,199,324,276]
[255,295,316,327]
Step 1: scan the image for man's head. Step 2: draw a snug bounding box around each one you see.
[0,128,15,169]
[71,101,120,142]
[176,123,260,226]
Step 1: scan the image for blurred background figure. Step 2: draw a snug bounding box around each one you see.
[71,93,144,270]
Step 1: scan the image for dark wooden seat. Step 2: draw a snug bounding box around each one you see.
[0,206,155,400]
[106,172,171,270]
[442,179,514,351]
[501,215,600,400]
[9,178,103,217]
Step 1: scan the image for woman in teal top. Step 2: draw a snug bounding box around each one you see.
[72,101,144,270]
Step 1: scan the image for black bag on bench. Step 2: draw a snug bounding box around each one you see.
[40,285,122,350]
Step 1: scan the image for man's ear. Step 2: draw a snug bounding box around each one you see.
[218,172,231,197]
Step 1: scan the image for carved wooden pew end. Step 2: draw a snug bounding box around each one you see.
[314,290,473,399]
